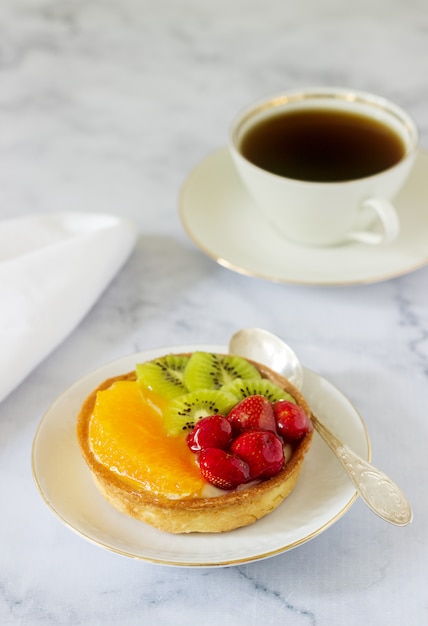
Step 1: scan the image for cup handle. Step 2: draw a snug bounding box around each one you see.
[346,198,400,245]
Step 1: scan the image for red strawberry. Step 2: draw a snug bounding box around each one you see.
[273,400,313,442]
[227,394,277,435]
[231,430,284,480]
[186,415,232,452]
[198,448,250,490]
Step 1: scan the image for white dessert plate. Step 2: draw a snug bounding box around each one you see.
[32,344,370,568]
[179,148,428,285]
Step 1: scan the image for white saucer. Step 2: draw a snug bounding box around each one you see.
[32,344,370,568]
[179,148,428,285]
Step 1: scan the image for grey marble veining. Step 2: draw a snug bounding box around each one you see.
[1,1,428,624]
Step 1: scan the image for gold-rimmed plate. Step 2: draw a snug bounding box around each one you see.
[179,148,428,286]
[32,344,370,567]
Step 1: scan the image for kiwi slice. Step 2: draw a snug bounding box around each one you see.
[184,351,261,391]
[222,378,296,404]
[136,355,190,399]
[164,389,237,436]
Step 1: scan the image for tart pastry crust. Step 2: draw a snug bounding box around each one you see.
[77,357,313,534]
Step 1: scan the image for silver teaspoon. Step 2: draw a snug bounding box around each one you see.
[229,327,413,527]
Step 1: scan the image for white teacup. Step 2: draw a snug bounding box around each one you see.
[229,87,418,247]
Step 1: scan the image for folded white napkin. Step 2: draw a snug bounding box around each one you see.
[0,212,137,403]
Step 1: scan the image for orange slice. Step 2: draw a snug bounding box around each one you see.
[89,380,205,498]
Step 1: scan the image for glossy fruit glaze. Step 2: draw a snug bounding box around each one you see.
[89,380,206,498]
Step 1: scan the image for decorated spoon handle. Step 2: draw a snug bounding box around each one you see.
[311,414,413,526]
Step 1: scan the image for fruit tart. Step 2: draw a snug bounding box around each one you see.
[77,351,313,534]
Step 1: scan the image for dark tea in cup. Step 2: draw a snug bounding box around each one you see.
[230,88,418,246]
[239,108,407,183]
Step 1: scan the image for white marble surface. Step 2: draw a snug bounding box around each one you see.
[1,0,428,624]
